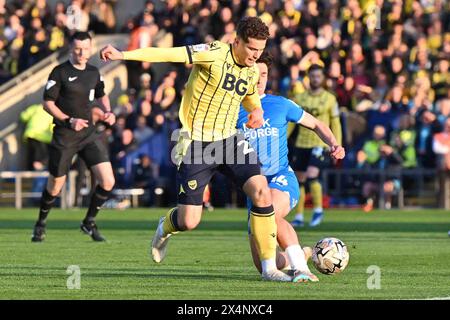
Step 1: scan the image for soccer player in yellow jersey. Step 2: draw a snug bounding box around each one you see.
[100,17,292,281]
[290,64,343,227]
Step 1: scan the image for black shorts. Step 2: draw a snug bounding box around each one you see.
[27,138,49,169]
[290,147,330,172]
[48,130,109,177]
[176,133,261,205]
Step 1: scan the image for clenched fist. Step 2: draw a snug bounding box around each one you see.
[100,44,124,62]
[246,107,264,129]
[330,145,345,160]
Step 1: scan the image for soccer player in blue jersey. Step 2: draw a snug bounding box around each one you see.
[237,53,345,282]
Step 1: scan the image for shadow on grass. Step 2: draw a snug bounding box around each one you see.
[0,265,257,282]
[0,219,448,233]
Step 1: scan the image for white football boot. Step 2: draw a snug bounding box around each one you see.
[261,269,293,282]
[151,217,172,263]
[292,270,319,283]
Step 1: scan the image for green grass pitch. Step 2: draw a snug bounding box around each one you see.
[0,208,449,300]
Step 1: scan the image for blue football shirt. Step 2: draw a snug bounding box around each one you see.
[237,94,304,175]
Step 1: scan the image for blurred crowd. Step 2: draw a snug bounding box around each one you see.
[108,0,449,204]
[0,0,116,83]
[10,0,450,207]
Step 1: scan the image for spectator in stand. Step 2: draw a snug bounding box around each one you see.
[387,85,409,119]
[27,0,52,28]
[432,57,449,101]
[138,72,152,99]
[366,100,396,138]
[154,73,177,111]
[390,114,418,169]
[436,98,450,127]
[4,14,22,42]
[433,117,450,171]
[132,154,158,206]
[113,94,129,116]
[110,128,138,187]
[111,114,126,143]
[336,76,356,111]
[357,126,404,211]
[21,27,50,69]
[415,102,442,168]
[20,103,54,200]
[0,37,10,83]
[133,114,154,144]
[20,103,53,172]
[66,0,90,32]
[87,0,116,34]
[136,99,153,127]
[48,13,69,53]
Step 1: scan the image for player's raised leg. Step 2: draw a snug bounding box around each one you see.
[151,140,213,263]
[152,204,203,263]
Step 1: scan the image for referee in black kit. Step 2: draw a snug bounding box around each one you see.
[31,32,116,242]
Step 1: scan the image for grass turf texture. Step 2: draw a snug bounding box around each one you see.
[0,208,449,300]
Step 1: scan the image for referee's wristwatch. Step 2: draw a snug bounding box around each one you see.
[65,117,75,128]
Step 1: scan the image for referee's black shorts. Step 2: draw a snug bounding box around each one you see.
[48,129,109,178]
[176,132,262,206]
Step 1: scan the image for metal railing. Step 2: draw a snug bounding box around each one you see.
[0,171,78,209]
[322,168,446,209]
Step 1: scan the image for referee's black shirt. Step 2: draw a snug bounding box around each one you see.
[43,61,105,138]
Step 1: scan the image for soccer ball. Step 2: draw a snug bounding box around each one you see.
[312,237,349,275]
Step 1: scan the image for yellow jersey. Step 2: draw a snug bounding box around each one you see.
[123,41,261,141]
[182,41,260,141]
[293,89,342,148]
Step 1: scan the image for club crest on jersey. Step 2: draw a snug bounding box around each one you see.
[188,180,197,190]
[222,73,248,96]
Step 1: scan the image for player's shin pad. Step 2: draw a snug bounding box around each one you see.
[250,206,277,261]
[162,207,182,235]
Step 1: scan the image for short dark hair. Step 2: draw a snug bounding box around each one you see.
[70,31,92,43]
[308,64,324,74]
[236,16,270,42]
[256,51,273,71]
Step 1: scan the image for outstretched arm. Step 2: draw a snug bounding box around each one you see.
[100,44,189,63]
[298,112,345,159]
